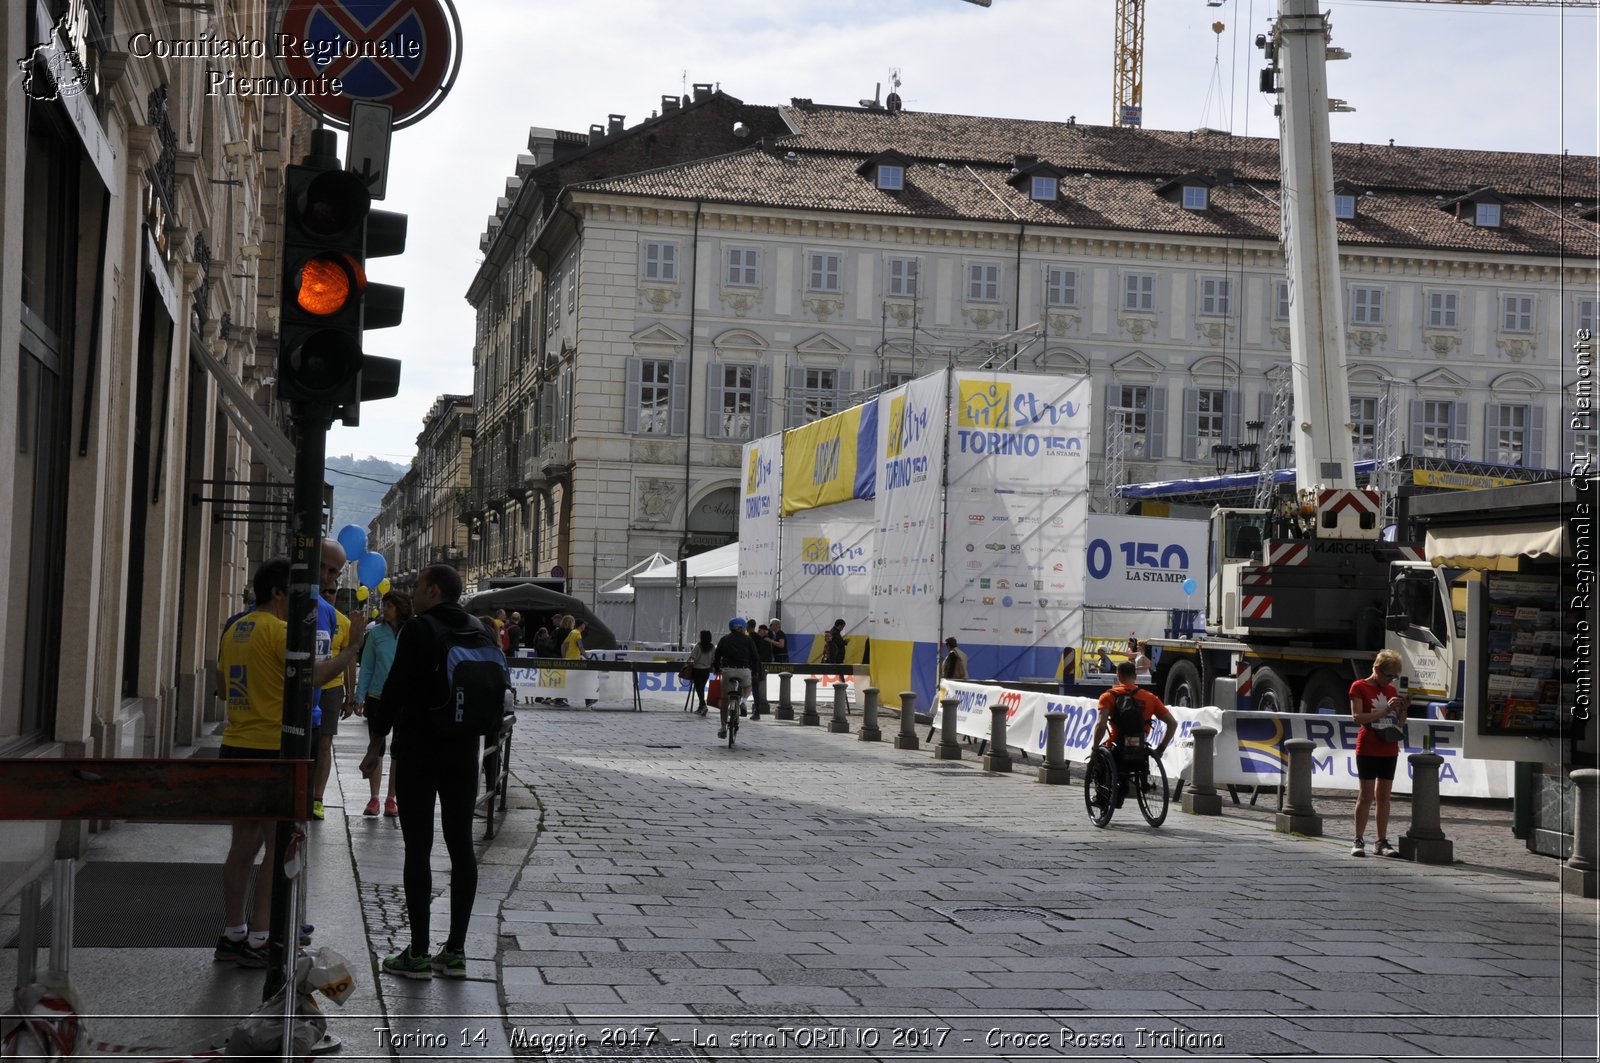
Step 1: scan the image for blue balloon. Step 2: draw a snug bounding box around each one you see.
[1182,577,1197,596]
[336,523,368,561]
[357,551,387,588]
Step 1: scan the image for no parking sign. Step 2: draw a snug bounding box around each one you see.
[272,0,462,129]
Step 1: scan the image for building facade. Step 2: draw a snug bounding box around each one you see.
[458,92,1596,603]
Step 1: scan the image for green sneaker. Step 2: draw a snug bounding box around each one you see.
[381,945,433,980]
[431,946,467,979]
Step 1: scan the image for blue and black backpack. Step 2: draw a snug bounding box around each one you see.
[422,615,510,738]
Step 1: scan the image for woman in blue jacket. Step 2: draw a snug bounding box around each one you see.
[357,591,411,816]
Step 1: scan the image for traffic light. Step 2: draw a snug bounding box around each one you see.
[278,132,406,425]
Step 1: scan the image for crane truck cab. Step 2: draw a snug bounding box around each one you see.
[1385,561,1462,707]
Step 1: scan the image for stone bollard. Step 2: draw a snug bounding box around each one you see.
[1181,726,1223,816]
[933,697,963,760]
[801,677,820,726]
[1563,769,1599,898]
[858,688,882,742]
[829,682,851,734]
[1398,751,1453,864]
[894,692,920,751]
[776,672,795,721]
[1036,712,1071,784]
[982,703,1013,773]
[1273,738,1323,836]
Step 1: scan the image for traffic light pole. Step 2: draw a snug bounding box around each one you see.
[264,406,330,1001]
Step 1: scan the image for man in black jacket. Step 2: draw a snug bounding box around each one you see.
[711,618,760,740]
[361,564,487,981]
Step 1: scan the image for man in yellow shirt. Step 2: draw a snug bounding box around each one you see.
[214,558,365,967]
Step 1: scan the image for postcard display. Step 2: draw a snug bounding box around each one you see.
[1477,573,1567,739]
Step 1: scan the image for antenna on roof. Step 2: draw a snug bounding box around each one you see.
[885,68,903,114]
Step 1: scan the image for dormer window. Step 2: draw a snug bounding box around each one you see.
[1006,157,1067,203]
[1334,194,1356,220]
[1156,173,1215,212]
[856,150,913,193]
[1182,185,1208,211]
[1442,187,1507,228]
[1030,175,1058,201]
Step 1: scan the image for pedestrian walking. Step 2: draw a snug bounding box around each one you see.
[821,618,848,665]
[214,558,364,967]
[1350,649,1409,858]
[686,630,715,714]
[356,590,411,817]
[941,637,969,681]
[364,564,498,980]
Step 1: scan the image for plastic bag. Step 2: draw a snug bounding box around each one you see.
[225,947,352,1057]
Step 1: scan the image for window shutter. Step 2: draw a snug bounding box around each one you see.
[1409,399,1425,455]
[788,364,808,427]
[1225,390,1242,446]
[1147,386,1168,459]
[624,357,643,434]
[1181,388,1199,460]
[1450,400,1467,456]
[865,368,882,392]
[1526,405,1545,469]
[836,368,853,401]
[754,364,772,437]
[1483,404,1501,463]
[670,360,689,436]
[706,361,725,438]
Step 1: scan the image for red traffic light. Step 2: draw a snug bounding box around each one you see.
[294,253,365,316]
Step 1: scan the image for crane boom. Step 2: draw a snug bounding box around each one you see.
[1112,0,1146,126]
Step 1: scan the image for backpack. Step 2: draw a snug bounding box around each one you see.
[423,615,510,738]
[1111,691,1147,753]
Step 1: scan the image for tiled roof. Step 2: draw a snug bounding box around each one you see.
[574,105,1598,259]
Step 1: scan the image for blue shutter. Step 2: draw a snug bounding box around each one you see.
[865,369,882,392]
[670,360,689,436]
[1526,405,1546,469]
[624,357,642,434]
[1483,404,1501,464]
[754,363,772,438]
[1451,400,1468,458]
[836,368,853,407]
[1225,390,1242,446]
[1147,386,1168,459]
[1181,388,1199,460]
[1409,399,1425,455]
[706,361,725,438]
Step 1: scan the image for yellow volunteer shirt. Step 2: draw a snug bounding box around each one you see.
[218,610,287,750]
[561,630,584,659]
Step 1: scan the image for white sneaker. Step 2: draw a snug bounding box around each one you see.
[1350,839,1367,857]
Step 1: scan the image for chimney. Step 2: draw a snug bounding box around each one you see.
[588,123,605,146]
[608,113,625,135]
[661,94,680,114]
[1215,166,1235,187]
[692,82,713,102]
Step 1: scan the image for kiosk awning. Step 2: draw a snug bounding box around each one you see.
[1426,520,1565,569]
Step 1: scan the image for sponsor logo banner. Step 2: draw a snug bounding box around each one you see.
[780,400,878,515]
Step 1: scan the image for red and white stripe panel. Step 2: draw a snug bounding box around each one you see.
[1318,488,1382,517]
[1395,545,1425,563]
[1241,595,1273,620]
[1234,658,1253,698]
[1241,567,1270,586]
[1265,542,1308,566]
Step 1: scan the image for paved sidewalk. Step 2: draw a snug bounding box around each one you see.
[488,692,1597,1063]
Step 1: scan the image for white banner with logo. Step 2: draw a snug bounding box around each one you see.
[736,436,783,623]
[508,663,601,702]
[934,681,1513,798]
[943,372,1090,673]
[1084,514,1209,609]
[778,497,874,649]
[870,374,949,644]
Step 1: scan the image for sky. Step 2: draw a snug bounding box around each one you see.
[323,0,1599,468]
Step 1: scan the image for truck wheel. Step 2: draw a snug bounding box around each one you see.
[1300,669,1348,714]
[1163,660,1204,707]
[1252,667,1295,714]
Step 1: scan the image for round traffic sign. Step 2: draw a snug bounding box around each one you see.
[272,0,462,130]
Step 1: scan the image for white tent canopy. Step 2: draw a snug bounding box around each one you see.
[620,543,740,648]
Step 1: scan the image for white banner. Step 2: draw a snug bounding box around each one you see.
[509,664,600,702]
[736,436,783,624]
[779,497,874,649]
[1084,514,1209,609]
[870,374,949,644]
[943,373,1090,673]
[933,681,1514,799]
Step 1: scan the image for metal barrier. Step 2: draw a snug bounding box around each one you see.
[476,710,515,840]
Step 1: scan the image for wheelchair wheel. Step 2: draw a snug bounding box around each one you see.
[1083,747,1117,828]
[1137,752,1170,827]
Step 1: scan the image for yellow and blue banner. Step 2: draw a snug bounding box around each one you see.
[780,400,877,516]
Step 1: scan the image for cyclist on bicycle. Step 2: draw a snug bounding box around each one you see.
[711,617,760,741]
[1091,661,1177,802]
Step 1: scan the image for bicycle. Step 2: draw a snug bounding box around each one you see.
[719,671,747,749]
[1084,740,1169,828]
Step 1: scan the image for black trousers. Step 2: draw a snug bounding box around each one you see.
[395,738,480,953]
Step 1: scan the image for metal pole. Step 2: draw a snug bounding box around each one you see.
[264,408,326,1000]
